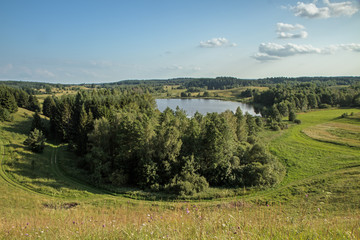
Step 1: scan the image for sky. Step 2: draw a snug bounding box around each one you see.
[0,0,359,84]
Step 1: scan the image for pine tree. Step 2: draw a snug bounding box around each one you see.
[42,96,55,118]
[23,128,46,153]
[31,111,44,132]
[0,88,18,113]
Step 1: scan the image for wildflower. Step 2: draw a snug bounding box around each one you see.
[305,194,308,198]
[186,208,190,214]
[103,224,105,228]
[73,221,75,224]
[317,208,320,212]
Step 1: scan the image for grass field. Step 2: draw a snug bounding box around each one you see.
[157,86,268,102]
[0,107,360,239]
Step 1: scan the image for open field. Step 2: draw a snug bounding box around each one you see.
[302,113,360,147]
[157,86,268,102]
[0,108,360,239]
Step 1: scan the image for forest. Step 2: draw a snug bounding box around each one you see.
[1,77,359,196]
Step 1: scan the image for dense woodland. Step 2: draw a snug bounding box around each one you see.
[45,90,284,196]
[0,85,41,121]
[1,77,359,196]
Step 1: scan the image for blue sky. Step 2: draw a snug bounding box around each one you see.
[0,0,359,83]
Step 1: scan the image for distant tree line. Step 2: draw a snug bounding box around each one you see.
[181,77,360,90]
[46,89,285,196]
[250,83,360,130]
[254,83,360,111]
[3,77,359,93]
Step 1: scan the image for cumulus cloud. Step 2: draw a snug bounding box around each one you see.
[291,0,359,18]
[259,43,323,57]
[253,43,324,61]
[276,22,305,32]
[276,23,308,39]
[199,38,237,48]
[252,53,280,61]
[278,31,309,39]
[339,43,360,52]
[253,42,360,61]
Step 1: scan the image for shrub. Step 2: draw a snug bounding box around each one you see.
[319,104,331,109]
[288,111,296,122]
[0,107,13,122]
[294,119,302,124]
[166,173,209,196]
[270,123,281,131]
[23,128,46,153]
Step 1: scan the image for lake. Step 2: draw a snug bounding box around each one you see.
[156,98,260,116]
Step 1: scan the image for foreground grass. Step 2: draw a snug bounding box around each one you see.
[0,108,360,239]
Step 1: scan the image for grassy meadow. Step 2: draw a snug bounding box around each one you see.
[0,107,360,239]
[157,85,268,102]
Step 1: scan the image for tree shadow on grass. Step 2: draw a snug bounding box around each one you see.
[3,142,108,197]
[2,117,32,135]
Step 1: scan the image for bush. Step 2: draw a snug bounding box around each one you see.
[293,119,302,124]
[270,123,281,131]
[23,128,46,153]
[0,107,13,122]
[319,104,331,109]
[166,173,209,196]
[341,113,349,118]
[288,111,296,122]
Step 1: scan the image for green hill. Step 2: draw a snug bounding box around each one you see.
[0,108,359,239]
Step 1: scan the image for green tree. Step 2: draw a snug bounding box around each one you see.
[0,88,18,113]
[23,128,46,153]
[235,107,248,142]
[200,113,236,185]
[31,111,45,133]
[45,85,52,94]
[42,96,56,118]
[27,95,41,112]
[289,110,297,122]
[0,107,12,122]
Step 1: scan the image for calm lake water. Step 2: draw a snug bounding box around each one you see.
[156,99,260,116]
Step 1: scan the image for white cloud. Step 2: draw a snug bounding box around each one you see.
[252,53,280,61]
[292,2,330,18]
[253,42,360,61]
[339,43,360,52]
[259,43,323,57]
[276,22,305,32]
[324,0,359,17]
[276,22,308,39]
[278,31,308,39]
[291,0,359,18]
[199,38,237,48]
